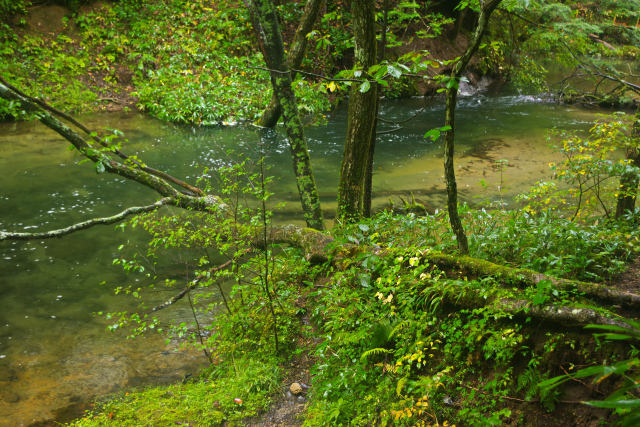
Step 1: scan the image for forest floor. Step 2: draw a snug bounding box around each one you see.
[612,257,640,294]
[237,259,640,426]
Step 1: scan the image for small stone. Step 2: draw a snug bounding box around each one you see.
[289,382,303,395]
[296,395,306,403]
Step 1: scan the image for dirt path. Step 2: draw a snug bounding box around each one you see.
[612,257,640,294]
[242,308,316,427]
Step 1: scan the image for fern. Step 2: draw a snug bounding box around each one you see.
[360,347,392,362]
[389,320,411,340]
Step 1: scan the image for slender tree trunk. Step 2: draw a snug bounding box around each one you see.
[338,0,377,222]
[254,0,324,128]
[615,108,640,218]
[363,0,389,218]
[443,0,502,254]
[248,0,324,230]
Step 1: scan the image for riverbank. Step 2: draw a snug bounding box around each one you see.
[2,1,638,125]
[0,95,607,425]
[64,205,640,426]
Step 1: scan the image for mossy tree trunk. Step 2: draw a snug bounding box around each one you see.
[338,0,378,222]
[362,0,389,218]
[443,0,501,254]
[615,107,640,218]
[255,0,324,128]
[248,0,324,230]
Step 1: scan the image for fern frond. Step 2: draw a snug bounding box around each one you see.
[361,347,392,362]
[389,320,411,339]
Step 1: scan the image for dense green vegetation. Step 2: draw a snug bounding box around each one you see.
[1,0,640,425]
[68,200,640,426]
[0,0,331,123]
[3,0,636,123]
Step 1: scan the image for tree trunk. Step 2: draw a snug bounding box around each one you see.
[255,0,324,128]
[248,0,324,230]
[615,108,640,218]
[337,0,377,222]
[363,0,389,218]
[443,0,501,253]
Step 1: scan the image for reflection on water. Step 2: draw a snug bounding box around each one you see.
[0,96,601,425]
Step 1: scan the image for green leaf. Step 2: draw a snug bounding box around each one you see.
[358,224,370,232]
[538,374,569,390]
[95,161,106,174]
[424,128,441,141]
[585,399,640,409]
[593,333,633,341]
[358,273,371,288]
[359,80,371,93]
[387,65,402,78]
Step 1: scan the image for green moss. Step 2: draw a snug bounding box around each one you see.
[69,356,281,426]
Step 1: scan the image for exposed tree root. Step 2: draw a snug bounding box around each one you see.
[436,284,635,330]
[262,227,639,329]
[421,251,640,309]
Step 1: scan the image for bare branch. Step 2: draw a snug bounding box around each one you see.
[591,71,640,95]
[378,107,426,125]
[377,126,403,135]
[0,198,174,241]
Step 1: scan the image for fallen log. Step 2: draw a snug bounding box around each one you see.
[435,283,635,330]
[265,227,640,311]
[420,250,640,310]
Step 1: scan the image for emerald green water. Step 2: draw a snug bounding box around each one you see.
[0,96,601,425]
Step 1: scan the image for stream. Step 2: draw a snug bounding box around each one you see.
[0,95,602,425]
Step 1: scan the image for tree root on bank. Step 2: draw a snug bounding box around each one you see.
[434,284,636,330]
[420,250,640,310]
[267,227,639,329]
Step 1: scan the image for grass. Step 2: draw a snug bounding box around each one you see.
[69,356,281,426]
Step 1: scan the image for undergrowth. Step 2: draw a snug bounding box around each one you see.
[0,0,332,123]
[301,210,638,425]
[69,356,281,426]
[66,204,640,426]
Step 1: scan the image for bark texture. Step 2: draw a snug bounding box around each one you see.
[443,0,502,253]
[248,0,324,230]
[615,108,640,218]
[255,0,324,128]
[421,250,640,309]
[338,0,378,222]
[362,0,389,218]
